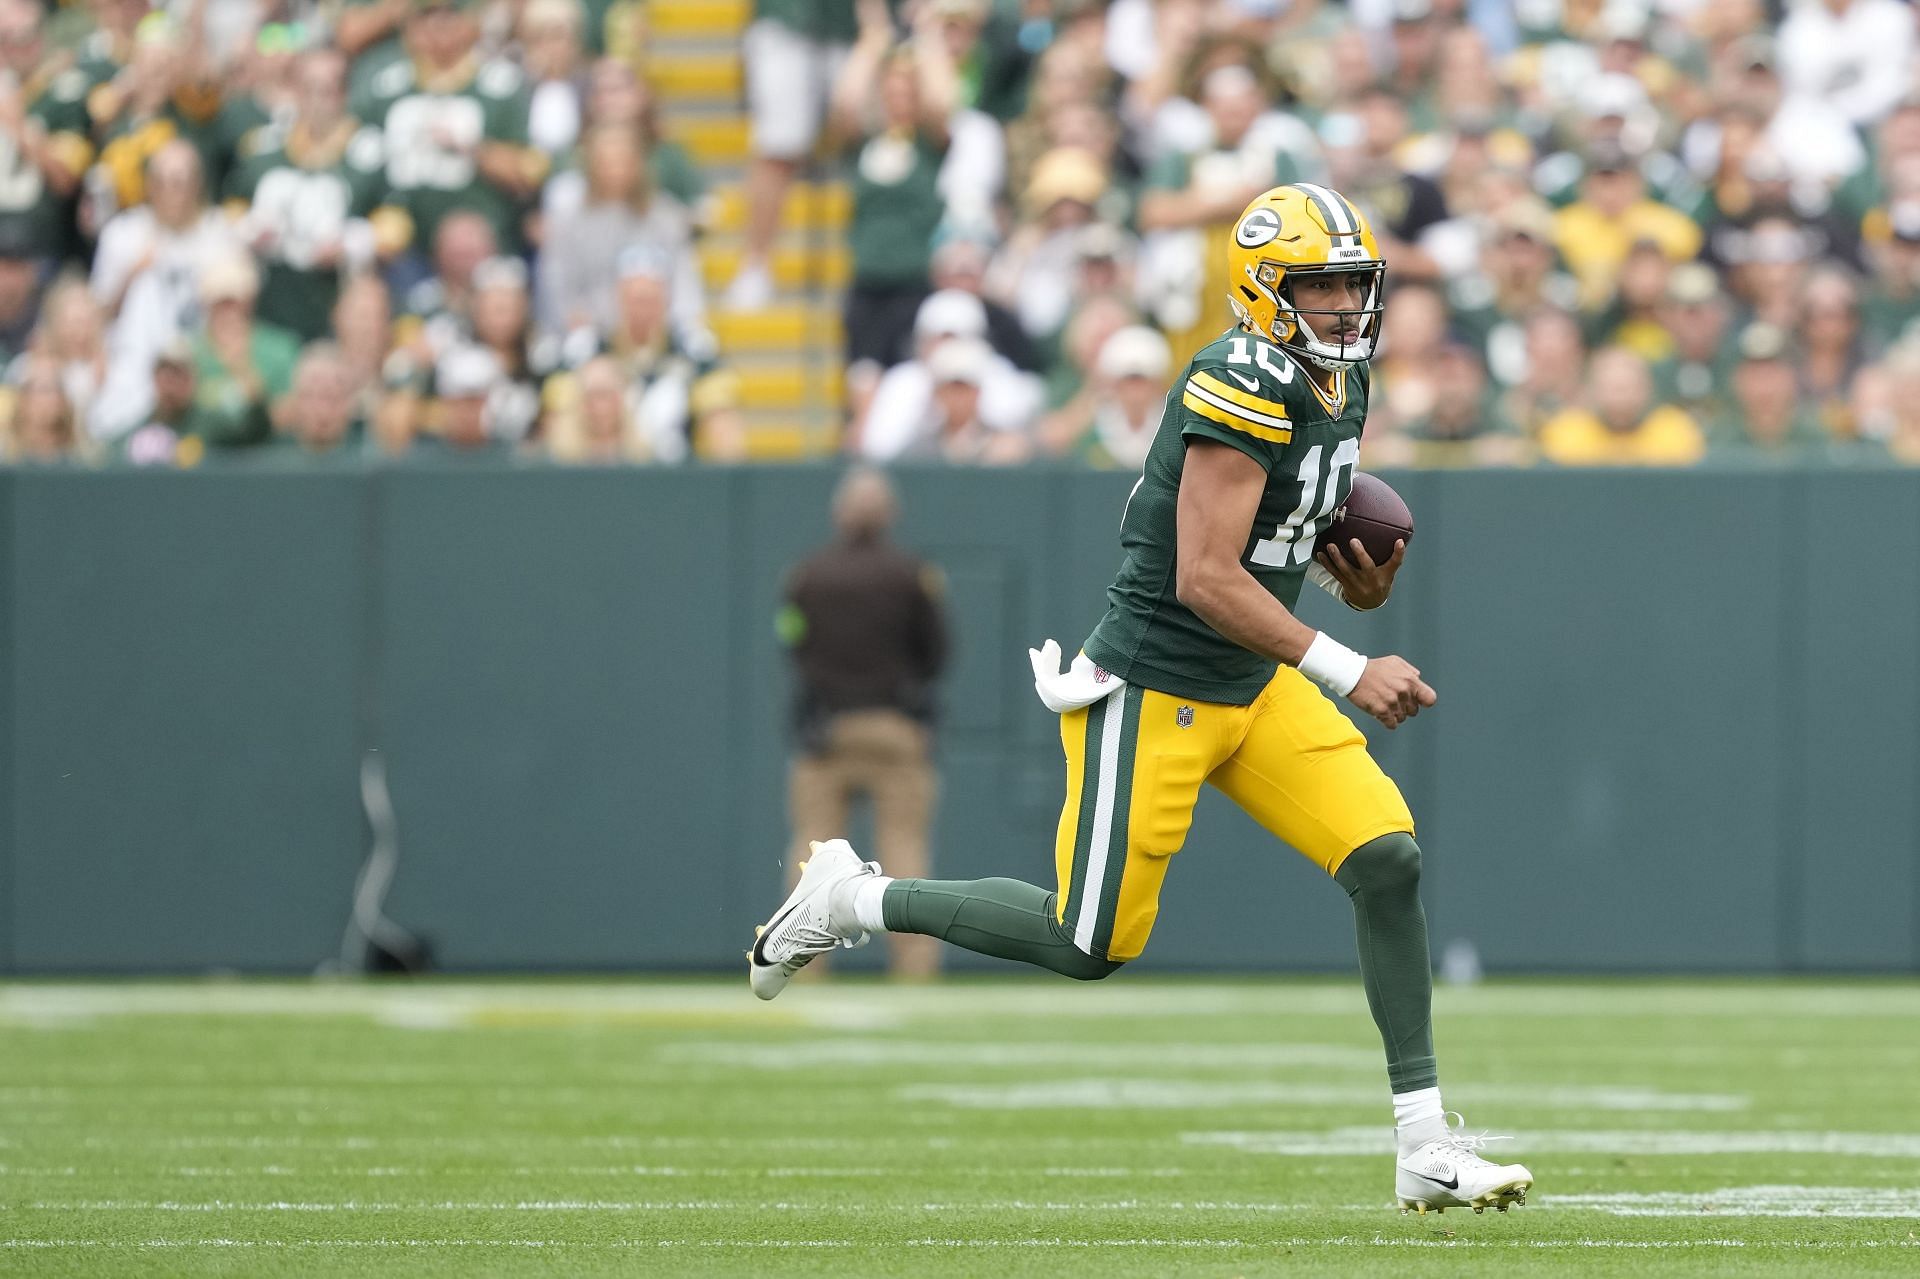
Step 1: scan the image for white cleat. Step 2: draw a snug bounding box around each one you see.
[1395,1113,1533,1216]
[747,839,877,1001]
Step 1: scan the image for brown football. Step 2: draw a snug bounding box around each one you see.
[1315,472,1413,565]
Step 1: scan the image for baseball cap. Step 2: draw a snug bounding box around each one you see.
[1494,197,1556,243]
[1096,326,1172,382]
[1891,200,1920,243]
[1581,73,1646,121]
[1666,262,1720,305]
[154,334,195,369]
[914,289,988,340]
[1736,322,1790,363]
[199,252,260,303]
[436,344,502,398]
[616,243,672,282]
[928,337,991,386]
[473,255,529,291]
[1024,147,1107,217]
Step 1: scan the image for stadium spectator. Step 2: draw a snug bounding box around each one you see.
[725,0,856,310]
[90,138,238,343]
[1861,198,1920,349]
[23,275,110,440]
[421,342,509,455]
[541,246,746,462]
[573,57,708,214]
[535,121,699,343]
[1041,289,1138,414]
[1138,63,1313,351]
[1538,345,1706,466]
[857,288,1044,460]
[330,272,398,429]
[1380,342,1526,468]
[543,353,647,463]
[929,228,1037,372]
[1713,321,1824,456]
[394,209,496,359]
[898,336,1031,463]
[1874,338,1920,461]
[0,354,82,463]
[1651,263,1738,432]
[831,0,958,382]
[119,335,207,465]
[350,0,545,260]
[186,250,302,449]
[1326,88,1449,281]
[1374,283,1450,435]
[83,12,224,221]
[1598,241,1677,362]
[1552,145,1702,310]
[779,465,948,980]
[1039,322,1170,469]
[1448,198,1578,388]
[1795,265,1866,438]
[270,341,361,460]
[0,0,93,267]
[1777,0,1916,130]
[518,0,589,158]
[224,47,403,342]
[0,222,42,363]
[989,146,1112,341]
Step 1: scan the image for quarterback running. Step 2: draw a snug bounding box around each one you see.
[750,183,1533,1216]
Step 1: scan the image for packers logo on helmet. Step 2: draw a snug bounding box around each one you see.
[1227,184,1386,370]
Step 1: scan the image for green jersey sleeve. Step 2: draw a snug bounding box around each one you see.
[1174,336,1299,471]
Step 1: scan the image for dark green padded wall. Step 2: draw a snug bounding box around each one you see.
[3,465,1916,972]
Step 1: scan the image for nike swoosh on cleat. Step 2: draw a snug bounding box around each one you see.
[1426,1165,1459,1190]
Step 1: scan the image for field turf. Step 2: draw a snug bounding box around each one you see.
[3,978,1918,1276]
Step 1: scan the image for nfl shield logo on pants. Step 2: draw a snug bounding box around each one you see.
[1175,705,1195,729]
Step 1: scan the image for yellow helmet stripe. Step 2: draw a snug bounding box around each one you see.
[1188,371,1292,424]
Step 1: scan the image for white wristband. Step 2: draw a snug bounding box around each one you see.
[1298,631,1368,697]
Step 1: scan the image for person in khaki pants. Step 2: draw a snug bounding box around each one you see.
[779,468,948,978]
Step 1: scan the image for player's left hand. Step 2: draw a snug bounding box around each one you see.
[1318,538,1404,611]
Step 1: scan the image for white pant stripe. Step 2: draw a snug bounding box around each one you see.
[1073,692,1128,954]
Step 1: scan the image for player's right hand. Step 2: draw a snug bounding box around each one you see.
[1347,656,1437,730]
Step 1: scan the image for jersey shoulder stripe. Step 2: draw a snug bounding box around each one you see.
[1188,370,1292,424]
[1181,380,1294,443]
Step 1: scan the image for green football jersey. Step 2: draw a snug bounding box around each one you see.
[225,124,392,341]
[1082,328,1371,706]
[352,57,532,253]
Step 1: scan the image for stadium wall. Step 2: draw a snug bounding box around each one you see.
[3,465,1917,975]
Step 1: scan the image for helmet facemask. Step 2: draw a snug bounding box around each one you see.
[1272,263,1385,370]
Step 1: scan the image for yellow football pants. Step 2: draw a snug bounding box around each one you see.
[1052,665,1414,961]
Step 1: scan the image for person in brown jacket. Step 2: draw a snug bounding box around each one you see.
[778,467,948,979]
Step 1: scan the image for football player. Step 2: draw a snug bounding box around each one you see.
[750,184,1533,1215]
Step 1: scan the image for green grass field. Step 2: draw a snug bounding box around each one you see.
[3,977,1918,1277]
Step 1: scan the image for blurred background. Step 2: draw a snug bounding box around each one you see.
[0,0,1914,977]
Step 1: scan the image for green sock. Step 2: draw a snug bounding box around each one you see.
[1334,833,1439,1093]
[882,878,1123,981]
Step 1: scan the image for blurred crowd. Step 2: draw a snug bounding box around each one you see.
[0,0,1917,468]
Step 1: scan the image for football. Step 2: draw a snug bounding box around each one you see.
[1315,472,1414,565]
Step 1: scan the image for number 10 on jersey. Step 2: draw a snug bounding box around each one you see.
[1250,437,1359,567]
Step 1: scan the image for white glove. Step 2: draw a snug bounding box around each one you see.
[1028,639,1127,714]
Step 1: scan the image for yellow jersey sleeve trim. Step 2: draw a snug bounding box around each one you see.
[1182,388,1294,443]
[1188,370,1292,423]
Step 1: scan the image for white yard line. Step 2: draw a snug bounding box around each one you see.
[2,1236,1914,1251]
[8,980,1920,1026]
[1187,1128,1920,1156]
[901,1080,1747,1112]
